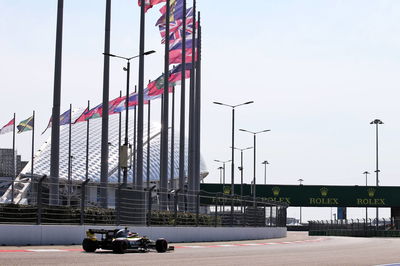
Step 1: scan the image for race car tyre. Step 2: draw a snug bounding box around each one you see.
[82,238,98,252]
[155,238,168,253]
[113,240,128,254]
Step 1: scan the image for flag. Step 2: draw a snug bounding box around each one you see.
[159,7,194,43]
[138,0,166,12]
[59,109,71,125]
[169,37,197,64]
[17,116,34,134]
[73,107,90,124]
[85,96,125,120]
[147,74,174,97]
[147,66,189,98]
[144,87,162,101]
[85,103,103,121]
[0,118,14,135]
[113,93,151,113]
[169,63,191,83]
[42,109,71,134]
[108,96,126,115]
[155,0,184,26]
[170,48,196,64]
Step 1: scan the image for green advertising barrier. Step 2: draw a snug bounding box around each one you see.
[200,183,400,207]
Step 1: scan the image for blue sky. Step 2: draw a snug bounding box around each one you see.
[1,0,400,220]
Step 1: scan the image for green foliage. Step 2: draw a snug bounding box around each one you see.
[148,211,221,226]
[0,204,115,224]
[0,204,220,226]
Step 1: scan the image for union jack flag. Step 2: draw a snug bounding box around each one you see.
[159,8,194,43]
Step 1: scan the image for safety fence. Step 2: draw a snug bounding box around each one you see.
[0,177,288,227]
[309,218,400,237]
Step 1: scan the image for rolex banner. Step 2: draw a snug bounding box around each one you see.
[200,184,400,208]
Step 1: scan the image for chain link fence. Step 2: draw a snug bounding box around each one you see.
[309,218,400,237]
[0,177,288,227]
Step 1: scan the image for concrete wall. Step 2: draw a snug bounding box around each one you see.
[0,225,286,246]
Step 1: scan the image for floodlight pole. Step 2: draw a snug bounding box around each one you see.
[370,119,383,227]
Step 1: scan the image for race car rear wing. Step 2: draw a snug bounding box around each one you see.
[87,229,119,235]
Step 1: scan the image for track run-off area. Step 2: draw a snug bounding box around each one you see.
[1,232,400,265]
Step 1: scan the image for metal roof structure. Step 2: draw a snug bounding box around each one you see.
[0,109,208,203]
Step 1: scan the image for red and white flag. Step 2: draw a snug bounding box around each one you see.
[0,118,14,135]
[138,0,166,12]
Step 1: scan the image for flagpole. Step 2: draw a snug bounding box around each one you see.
[170,86,175,190]
[50,0,64,206]
[121,61,130,187]
[188,0,196,205]
[31,111,35,180]
[137,0,146,191]
[194,13,201,193]
[146,99,151,189]
[11,113,16,203]
[179,0,187,202]
[67,104,72,206]
[100,0,112,208]
[86,100,90,182]
[160,93,163,172]
[118,94,121,184]
[160,0,171,210]
[133,85,137,187]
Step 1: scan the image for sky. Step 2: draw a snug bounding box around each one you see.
[1,0,400,221]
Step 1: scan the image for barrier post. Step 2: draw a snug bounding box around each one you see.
[174,189,181,226]
[147,185,156,226]
[37,175,47,225]
[196,192,200,227]
[116,183,124,226]
[215,194,219,227]
[80,179,90,225]
[263,200,267,227]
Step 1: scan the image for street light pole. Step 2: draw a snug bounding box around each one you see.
[233,147,253,201]
[363,171,370,222]
[298,178,303,224]
[239,128,270,205]
[214,159,231,189]
[217,166,223,184]
[370,119,383,226]
[261,160,269,184]
[213,101,254,198]
[123,60,130,186]
[103,51,155,187]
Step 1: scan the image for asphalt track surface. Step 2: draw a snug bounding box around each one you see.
[2,232,400,266]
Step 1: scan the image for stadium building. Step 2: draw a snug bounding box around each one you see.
[0,109,208,205]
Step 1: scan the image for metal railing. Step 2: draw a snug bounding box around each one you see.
[0,178,288,227]
[309,218,400,237]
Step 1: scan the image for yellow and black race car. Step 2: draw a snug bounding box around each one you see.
[82,228,174,254]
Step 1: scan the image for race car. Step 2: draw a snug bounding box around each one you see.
[82,228,174,254]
